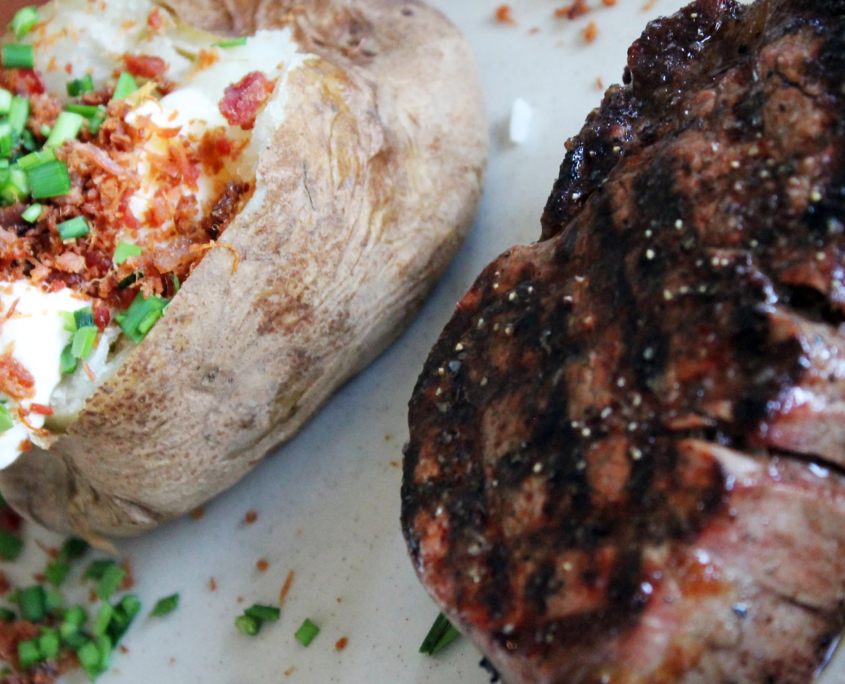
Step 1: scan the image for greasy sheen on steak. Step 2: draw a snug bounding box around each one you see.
[402,1,845,682]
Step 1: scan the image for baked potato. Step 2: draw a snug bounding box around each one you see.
[0,0,486,539]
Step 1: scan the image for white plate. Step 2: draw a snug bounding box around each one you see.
[7,0,844,682]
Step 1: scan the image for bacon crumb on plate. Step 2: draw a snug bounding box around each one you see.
[279,570,295,605]
[495,5,516,24]
[582,20,599,41]
[218,71,276,130]
[555,0,589,20]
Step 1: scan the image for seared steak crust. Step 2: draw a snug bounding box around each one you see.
[402,1,845,682]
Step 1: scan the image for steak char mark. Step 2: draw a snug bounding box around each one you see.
[402,1,845,682]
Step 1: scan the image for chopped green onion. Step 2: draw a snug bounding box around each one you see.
[0,404,13,434]
[235,614,261,636]
[0,529,22,560]
[66,103,101,118]
[107,594,140,643]
[38,628,60,659]
[27,160,71,198]
[17,586,46,622]
[44,560,70,587]
[294,618,320,646]
[45,111,85,148]
[172,274,180,294]
[95,634,113,673]
[0,168,29,204]
[118,291,169,343]
[44,587,64,614]
[66,73,94,97]
[111,72,137,101]
[93,602,113,636]
[212,37,247,48]
[419,612,461,655]
[88,110,106,135]
[10,7,39,39]
[74,308,94,329]
[0,89,10,115]
[17,148,56,170]
[0,123,11,158]
[76,640,102,680]
[1,45,34,70]
[59,537,89,562]
[63,605,87,626]
[68,330,91,363]
[21,203,42,222]
[57,216,89,241]
[150,593,179,617]
[83,560,113,581]
[113,241,142,265]
[60,343,77,374]
[245,604,280,622]
[21,128,36,151]
[96,563,125,600]
[8,96,29,137]
[0,609,14,623]
[17,639,42,669]
[61,311,77,332]
[40,123,50,137]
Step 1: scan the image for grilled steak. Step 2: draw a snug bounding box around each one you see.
[401,1,845,682]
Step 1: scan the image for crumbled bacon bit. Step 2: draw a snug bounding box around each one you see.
[256,559,269,572]
[18,440,32,453]
[123,53,167,80]
[193,49,219,75]
[279,570,295,605]
[209,577,217,591]
[0,69,46,97]
[218,71,276,130]
[93,304,110,331]
[0,347,35,401]
[0,572,10,595]
[119,645,129,655]
[244,510,258,524]
[495,5,516,24]
[30,404,54,416]
[0,504,22,533]
[555,0,589,19]
[642,0,656,8]
[64,63,73,75]
[284,667,296,676]
[596,77,604,89]
[335,637,348,652]
[583,20,599,42]
[190,507,206,520]
[147,8,163,30]
[602,0,617,5]
[121,558,135,589]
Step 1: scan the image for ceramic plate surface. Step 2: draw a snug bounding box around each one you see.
[6,0,843,682]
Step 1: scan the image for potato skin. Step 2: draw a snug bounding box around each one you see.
[0,0,487,537]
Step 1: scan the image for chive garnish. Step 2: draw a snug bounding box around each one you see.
[419,612,461,655]
[17,585,47,622]
[111,72,137,101]
[45,560,70,587]
[45,111,85,148]
[66,103,101,119]
[294,618,320,646]
[212,37,247,48]
[8,96,29,137]
[150,593,179,617]
[18,148,56,170]
[1,45,35,70]
[244,604,280,622]
[39,628,60,659]
[57,216,89,241]
[60,343,76,374]
[76,639,101,680]
[72,325,96,360]
[82,559,113,581]
[10,7,39,39]
[117,291,169,343]
[59,538,89,562]
[95,563,125,600]
[0,123,11,159]
[0,529,23,560]
[17,639,41,669]
[0,404,13,434]
[0,89,9,115]
[113,241,141,265]
[235,614,261,636]
[73,308,94,329]
[21,203,42,222]
[92,602,113,636]
[27,160,71,198]
[0,169,27,205]
[66,73,93,97]
[0,608,14,623]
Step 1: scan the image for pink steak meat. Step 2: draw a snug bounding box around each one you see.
[402,0,845,682]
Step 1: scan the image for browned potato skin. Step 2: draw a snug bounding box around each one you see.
[0,0,487,538]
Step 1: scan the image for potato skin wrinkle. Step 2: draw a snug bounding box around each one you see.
[0,0,487,538]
